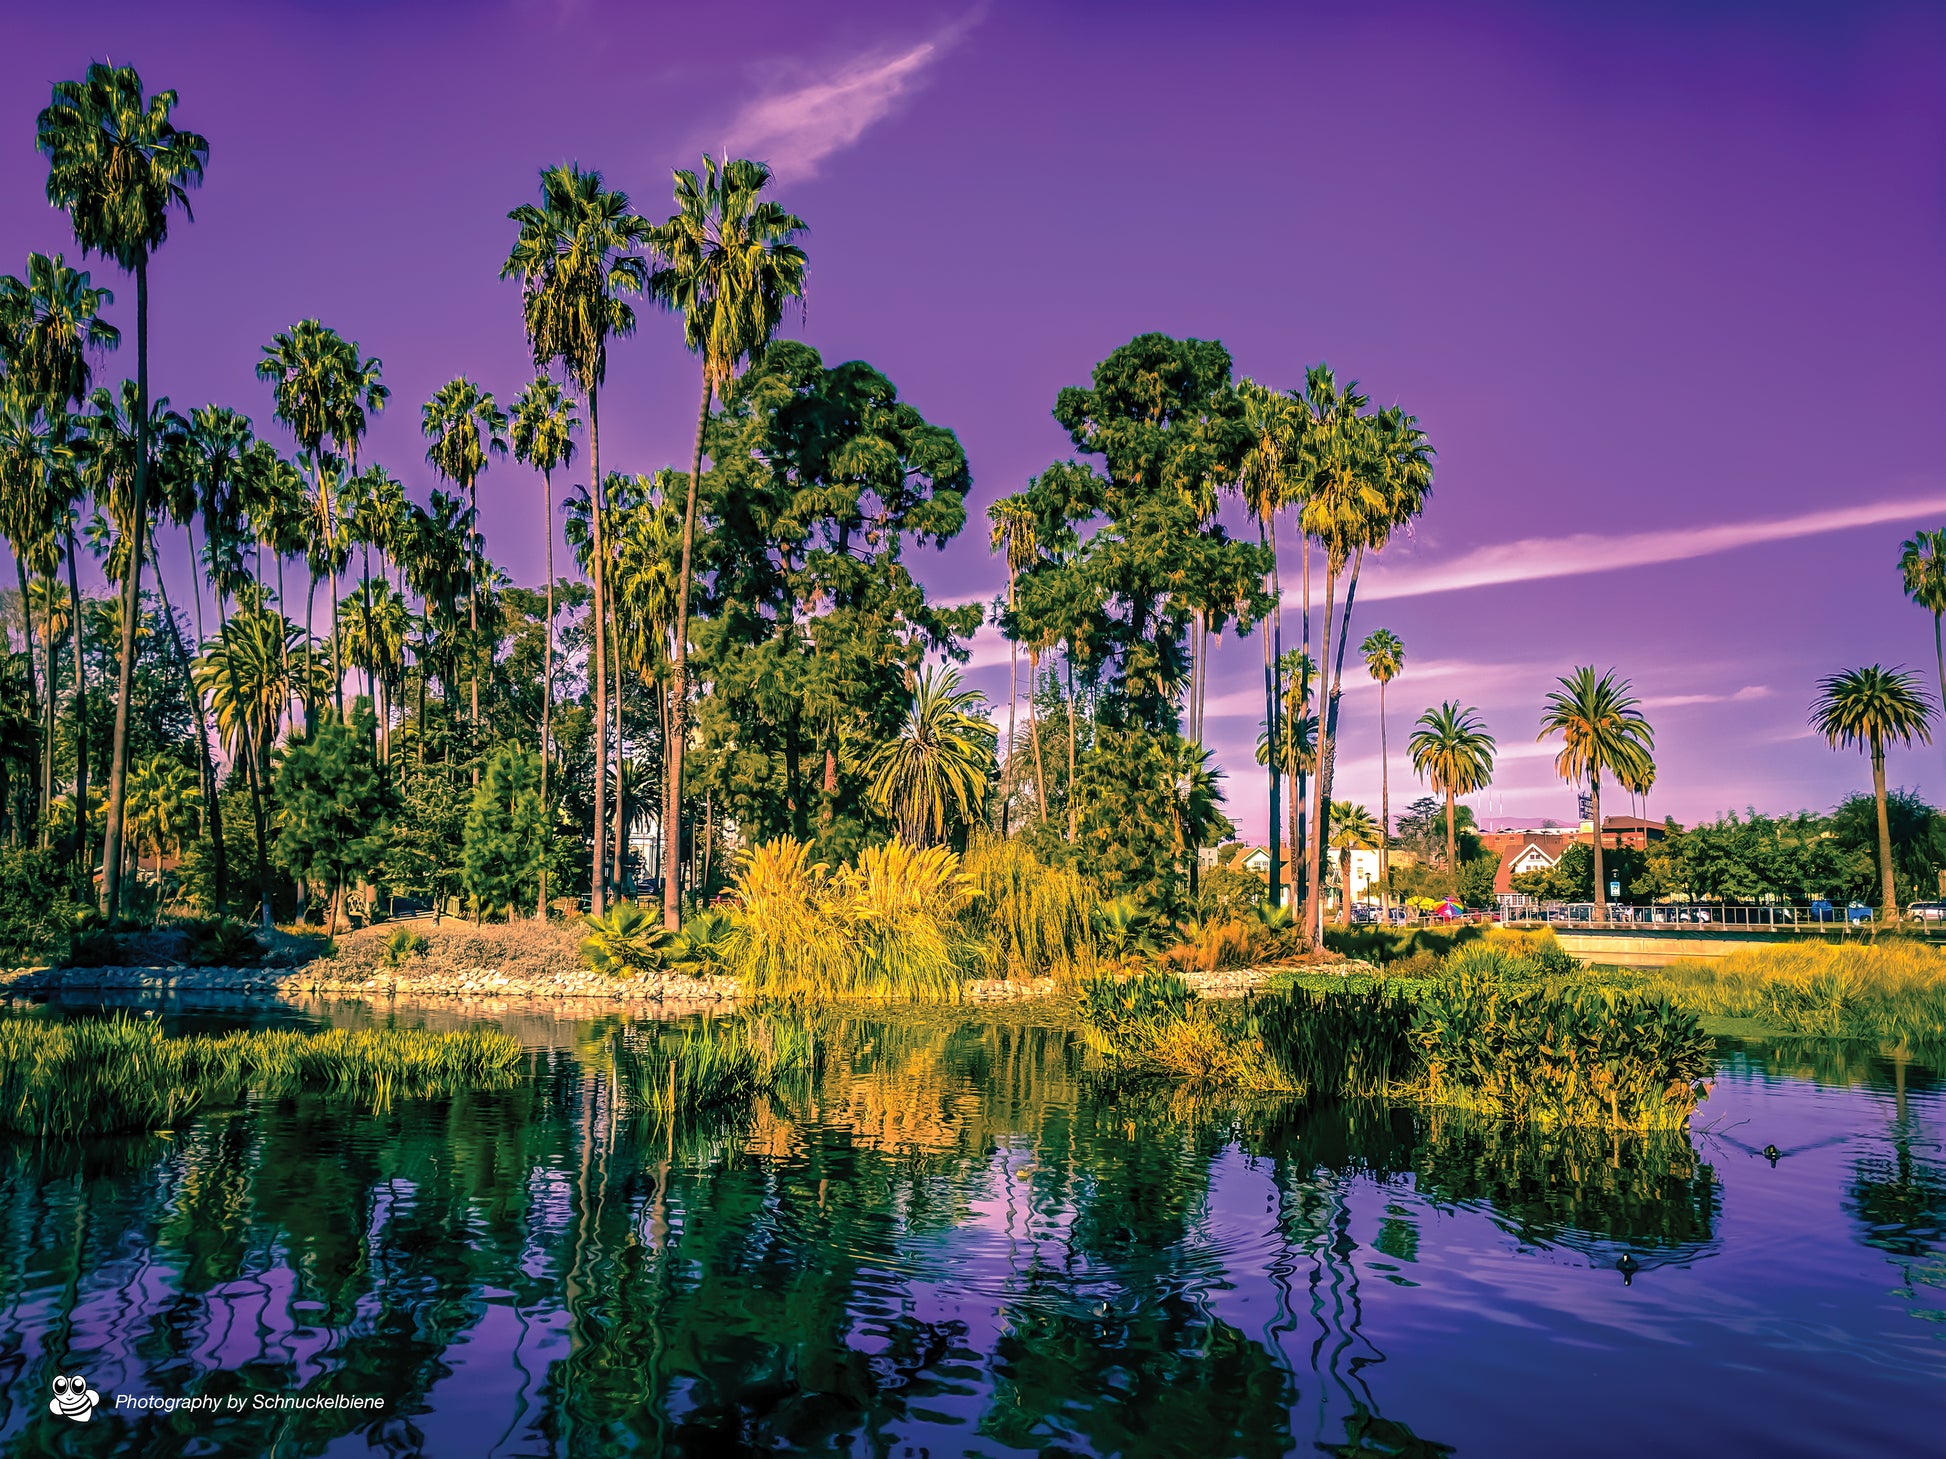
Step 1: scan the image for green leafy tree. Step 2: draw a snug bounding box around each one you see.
[272,706,391,933]
[1538,668,1653,921]
[463,744,551,920]
[1072,726,1227,917]
[1812,666,1934,916]
[1408,701,1496,888]
[647,154,809,931]
[382,764,468,919]
[37,61,207,918]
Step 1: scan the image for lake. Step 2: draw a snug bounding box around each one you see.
[0,1001,1939,1457]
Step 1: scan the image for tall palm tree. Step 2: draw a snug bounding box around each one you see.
[510,376,580,821]
[1537,667,1653,922]
[1899,530,1946,730]
[256,321,386,713]
[422,377,508,753]
[502,163,648,917]
[1328,800,1381,925]
[863,666,997,846]
[37,61,207,917]
[0,251,120,865]
[1408,701,1496,890]
[125,753,196,922]
[1360,628,1405,912]
[0,389,69,843]
[1238,378,1301,903]
[988,496,1048,827]
[196,605,298,926]
[1812,665,1934,918]
[647,154,808,928]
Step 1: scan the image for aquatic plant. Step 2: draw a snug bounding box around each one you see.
[614,1015,814,1123]
[1410,974,1712,1129]
[0,1015,524,1138]
[1642,941,1946,1047]
[580,902,672,976]
[1254,986,1416,1098]
[1078,972,1294,1091]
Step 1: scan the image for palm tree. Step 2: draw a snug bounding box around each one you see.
[1239,378,1301,904]
[0,389,70,843]
[1812,665,1934,918]
[510,376,580,822]
[988,496,1048,827]
[338,578,408,762]
[0,251,120,864]
[422,377,508,750]
[863,666,997,846]
[1408,701,1496,890]
[1537,668,1654,922]
[256,321,386,714]
[1899,530,1946,728]
[125,753,196,922]
[1165,737,1226,901]
[196,605,297,926]
[1361,629,1405,912]
[647,154,808,928]
[1296,374,1434,942]
[502,162,648,917]
[37,61,207,917]
[1328,800,1381,925]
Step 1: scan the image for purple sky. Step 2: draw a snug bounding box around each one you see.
[5,0,1944,839]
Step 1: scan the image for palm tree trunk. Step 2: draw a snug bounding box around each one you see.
[665,371,712,931]
[1003,570,1018,835]
[467,479,480,783]
[1590,775,1606,923]
[611,599,625,892]
[1934,612,1944,761]
[39,579,55,851]
[1259,518,1282,907]
[16,559,41,842]
[1028,647,1049,820]
[64,528,88,868]
[539,466,554,920]
[1873,740,1899,917]
[1311,549,1366,939]
[154,565,226,914]
[1445,787,1457,889]
[1378,679,1391,914]
[1065,650,1079,841]
[100,256,150,920]
[589,389,608,918]
[1305,561,1338,942]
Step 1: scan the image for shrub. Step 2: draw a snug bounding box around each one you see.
[180,917,266,968]
[0,848,80,967]
[667,907,734,977]
[381,926,430,969]
[580,903,672,976]
[1093,896,1164,960]
[1077,971,1293,1091]
[960,835,1100,982]
[1254,987,1417,1098]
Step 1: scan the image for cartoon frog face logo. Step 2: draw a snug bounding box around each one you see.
[48,1374,100,1422]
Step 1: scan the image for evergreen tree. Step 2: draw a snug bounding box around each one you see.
[463,744,550,919]
[271,705,390,932]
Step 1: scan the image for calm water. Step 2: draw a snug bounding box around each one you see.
[0,1001,1940,1458]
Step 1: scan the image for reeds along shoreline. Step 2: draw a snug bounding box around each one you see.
[1079,951,1715,1131]
[612,1015,815,1124]
[1640,941,1946,1046]
[0,1016,524,1139]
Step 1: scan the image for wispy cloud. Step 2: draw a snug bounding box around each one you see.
[1355,493,1946,603]
[1642,685,1773,709]
[722,15,980,181]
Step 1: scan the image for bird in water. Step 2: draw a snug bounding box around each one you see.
[1616,1254,1639,1285]
[1763,1144,1781,1166]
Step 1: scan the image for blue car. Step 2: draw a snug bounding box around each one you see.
[1847,901,1873,924]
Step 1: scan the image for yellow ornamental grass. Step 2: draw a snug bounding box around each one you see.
[724,837,983,1001]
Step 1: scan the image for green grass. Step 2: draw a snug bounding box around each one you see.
[0,1015,524,1139]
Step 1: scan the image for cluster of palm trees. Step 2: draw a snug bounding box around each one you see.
[0,61,808,931]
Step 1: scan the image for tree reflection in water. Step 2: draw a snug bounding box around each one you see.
[0,1011,1743,1457]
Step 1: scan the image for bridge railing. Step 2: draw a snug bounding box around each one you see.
[1505,901,1900,931]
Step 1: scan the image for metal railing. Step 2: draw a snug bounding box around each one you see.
[1505,900,1911,931]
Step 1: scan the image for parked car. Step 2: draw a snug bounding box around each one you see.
[1906,901,1946,923]
[1847,901,1874,924]
[1809,898,1835,922]
[1349,903,1382,925]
